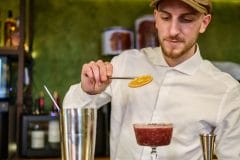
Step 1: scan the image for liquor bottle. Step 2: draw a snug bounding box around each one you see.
[23,67,33,114]
[33,98,40,115]
[51,91,60,115]
[23,90,33,114]
[11,17,20,48]
[4,10,16,47]
[48,91,60,149]
[31,123,45,149]
[0,10,2,47]
[48,120,60,149]
[38,91,45,114]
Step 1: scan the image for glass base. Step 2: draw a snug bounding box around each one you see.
[150,147,158,160]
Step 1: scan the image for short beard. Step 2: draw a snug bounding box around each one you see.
[160,39,196,60]
[161,46,185,59]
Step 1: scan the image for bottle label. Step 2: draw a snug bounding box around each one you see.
[31,130,45,149]
[48,120,60,143]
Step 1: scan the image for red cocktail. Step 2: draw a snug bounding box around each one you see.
[133,123,173,160]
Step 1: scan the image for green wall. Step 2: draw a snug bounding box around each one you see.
[1,0,240,111]
[32,0,153,109]
[199,2,240,61]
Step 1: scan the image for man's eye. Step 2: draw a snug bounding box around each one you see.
[180,15,198,23]
[181,18,194,23]
[161,16,170,21]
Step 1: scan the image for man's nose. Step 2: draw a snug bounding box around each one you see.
[169,20,180,37]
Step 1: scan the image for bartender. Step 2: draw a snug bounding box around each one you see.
[63,0,240,159]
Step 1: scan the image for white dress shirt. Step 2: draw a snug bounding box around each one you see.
[63,46,240,160]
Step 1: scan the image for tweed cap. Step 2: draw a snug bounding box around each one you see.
[150,0,212,14]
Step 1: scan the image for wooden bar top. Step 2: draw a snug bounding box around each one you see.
[16,157,109,160]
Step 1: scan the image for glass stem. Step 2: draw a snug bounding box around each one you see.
[151,147,158,160]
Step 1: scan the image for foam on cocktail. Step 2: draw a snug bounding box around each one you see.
[134,123,173,128]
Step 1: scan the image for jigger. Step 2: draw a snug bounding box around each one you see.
[200,133,216,160]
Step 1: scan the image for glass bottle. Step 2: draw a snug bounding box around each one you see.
[51,91,60,115]
[48,120,60,149]
[0,10,2,47]
[33,98,40,115]
[4,10,16,47]
[38,91,45,114]
[11,17,20,48]
[48,91,60,149]
[31,123,45,149]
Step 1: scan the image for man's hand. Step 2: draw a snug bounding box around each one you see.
[81,60,113,95]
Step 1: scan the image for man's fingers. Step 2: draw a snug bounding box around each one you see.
[82,63,93,79]
[81,60,112,94]
[96,60,108,81]
[82,60,112,84]
[105,62,113,77]
[89,61,101,84]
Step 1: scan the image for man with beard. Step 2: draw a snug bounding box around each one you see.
[63,0,240,159]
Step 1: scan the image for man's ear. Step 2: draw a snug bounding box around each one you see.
[199,14,212,33]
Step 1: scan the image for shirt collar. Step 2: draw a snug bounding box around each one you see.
[147,45,203,75]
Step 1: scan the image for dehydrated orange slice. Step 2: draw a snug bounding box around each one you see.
[128,75,153,88]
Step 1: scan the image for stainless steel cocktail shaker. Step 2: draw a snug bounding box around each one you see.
[60,108,97,160]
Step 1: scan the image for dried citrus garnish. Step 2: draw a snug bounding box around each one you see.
[128,75,153,88]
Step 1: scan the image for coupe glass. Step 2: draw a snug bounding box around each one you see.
[133,123,173,160]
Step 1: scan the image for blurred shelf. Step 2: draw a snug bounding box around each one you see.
[0,47,19,56]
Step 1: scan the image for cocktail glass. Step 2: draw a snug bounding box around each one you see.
[133,123,173,160]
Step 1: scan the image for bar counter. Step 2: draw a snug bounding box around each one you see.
[17,158,109,160]
[16,157,217,160]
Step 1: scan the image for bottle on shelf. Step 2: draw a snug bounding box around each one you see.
[0,10,2,47]
[38,91,45,114]
[48,119,60,149]
[33,91,45,115]
[23,67,33,114]
[4,10,17,48]
[33,98,40,115]
[48,91,60,149]
[23,86,33,114]
[31,123,45,149]
[11,17,20,48]
[50,91,60,115]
